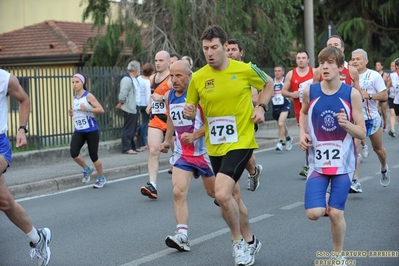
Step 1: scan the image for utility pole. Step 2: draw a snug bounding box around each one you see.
[304,0,315,67]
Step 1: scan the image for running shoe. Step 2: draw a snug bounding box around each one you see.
[388,130,396,137]
[140,182,158,199]
[165,232,191,252]
[349,179,362,193]
[285,136,293,151]
[247,164,262,191]
[82,166,93,183]
[93,176,107,188]
[232,239,254,266]
[380,167,390,187]
[324,208,329,216]
[29,228,51,266]
[248,236,262,256]
[276,141,283,151]
[299,165,309,177]
[168,166,173,174]
[362,144,369,158]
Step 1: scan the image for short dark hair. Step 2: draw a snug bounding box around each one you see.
[274,64,285,73]
[227,39,243,51]
[200,25,228,46]
[375,60,383,66]
[297,50,309,58]
[328,35,344,47]
[170,53,180,59]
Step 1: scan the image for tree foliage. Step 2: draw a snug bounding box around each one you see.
[313,0,399,67]
[81,0,302,67]
[80,0,399,69]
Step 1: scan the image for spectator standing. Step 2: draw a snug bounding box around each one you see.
[136,63,154,150]
[116,61,142,154]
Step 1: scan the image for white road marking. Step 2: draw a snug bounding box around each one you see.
[119,214,274,266]
[280,201,304,210]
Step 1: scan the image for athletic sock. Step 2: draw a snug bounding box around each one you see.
[26,226,40,244]
[177,224,188,237]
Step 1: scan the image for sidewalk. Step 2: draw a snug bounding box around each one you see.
[6,118,299,199]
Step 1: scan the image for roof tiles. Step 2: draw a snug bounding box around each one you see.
[0,20,105,59]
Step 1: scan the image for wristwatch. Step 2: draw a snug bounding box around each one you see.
[19,125,29,133]
[255,103,268,112]
[368,94,372,100]
[162,96,165,102]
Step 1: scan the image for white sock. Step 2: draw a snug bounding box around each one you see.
[177,224,188,237]
[26,226,40,244]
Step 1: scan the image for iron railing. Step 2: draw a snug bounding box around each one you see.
[2,66,290,151]
[3,66,126,151]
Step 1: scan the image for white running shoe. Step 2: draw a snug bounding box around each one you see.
[380,166,390,187]
[30,228,51,266]
[248,236,262,256]
[276,141,283,151]
[349,180,362,193]
[165,232,191,252]
[285,136,293,151]
[362,144,369,158]
[93,176,107,188]
[232,239,254,266]
[82,167,93,183]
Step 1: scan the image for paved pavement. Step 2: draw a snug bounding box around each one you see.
[6,118,299,199]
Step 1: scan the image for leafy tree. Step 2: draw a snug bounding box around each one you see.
[81,0,302,68]
[81,0,144,67]
[313,0,399,67]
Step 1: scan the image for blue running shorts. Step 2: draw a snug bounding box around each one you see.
[305,170,352,211]
[0,134,12,173]
[170,153,214,178]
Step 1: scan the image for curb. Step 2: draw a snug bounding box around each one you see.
[10,118,298,199]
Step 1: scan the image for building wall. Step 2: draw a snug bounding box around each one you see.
[0,0,119,34]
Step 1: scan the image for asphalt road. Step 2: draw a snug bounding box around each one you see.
[1,135,398,266]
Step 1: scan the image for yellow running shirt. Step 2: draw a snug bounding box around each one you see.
[186,59,268,156]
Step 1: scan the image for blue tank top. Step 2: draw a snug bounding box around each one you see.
[272,77,290,110]
[168,88,206,156]
[73,91,98,133]
[306,83,356,175]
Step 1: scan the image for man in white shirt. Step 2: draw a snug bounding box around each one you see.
[351,49,390,188]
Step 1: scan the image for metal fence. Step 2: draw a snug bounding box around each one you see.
[2,66,291,151]
[3,66,126,151]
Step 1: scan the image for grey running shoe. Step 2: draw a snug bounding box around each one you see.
[380,167,390,187]
[93,176,107,188]
[247,164,262,191]
[232,239,254,266]
[362,144,369,158]
[82,167,93,183]
[29,228,51,266]
[388,130,396,137]
[165,232,191,252]
[248,236,262,256]
[299,165,309,177]
[276,141,283,151]
[285,136,293,151]
[349,180,362,193]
